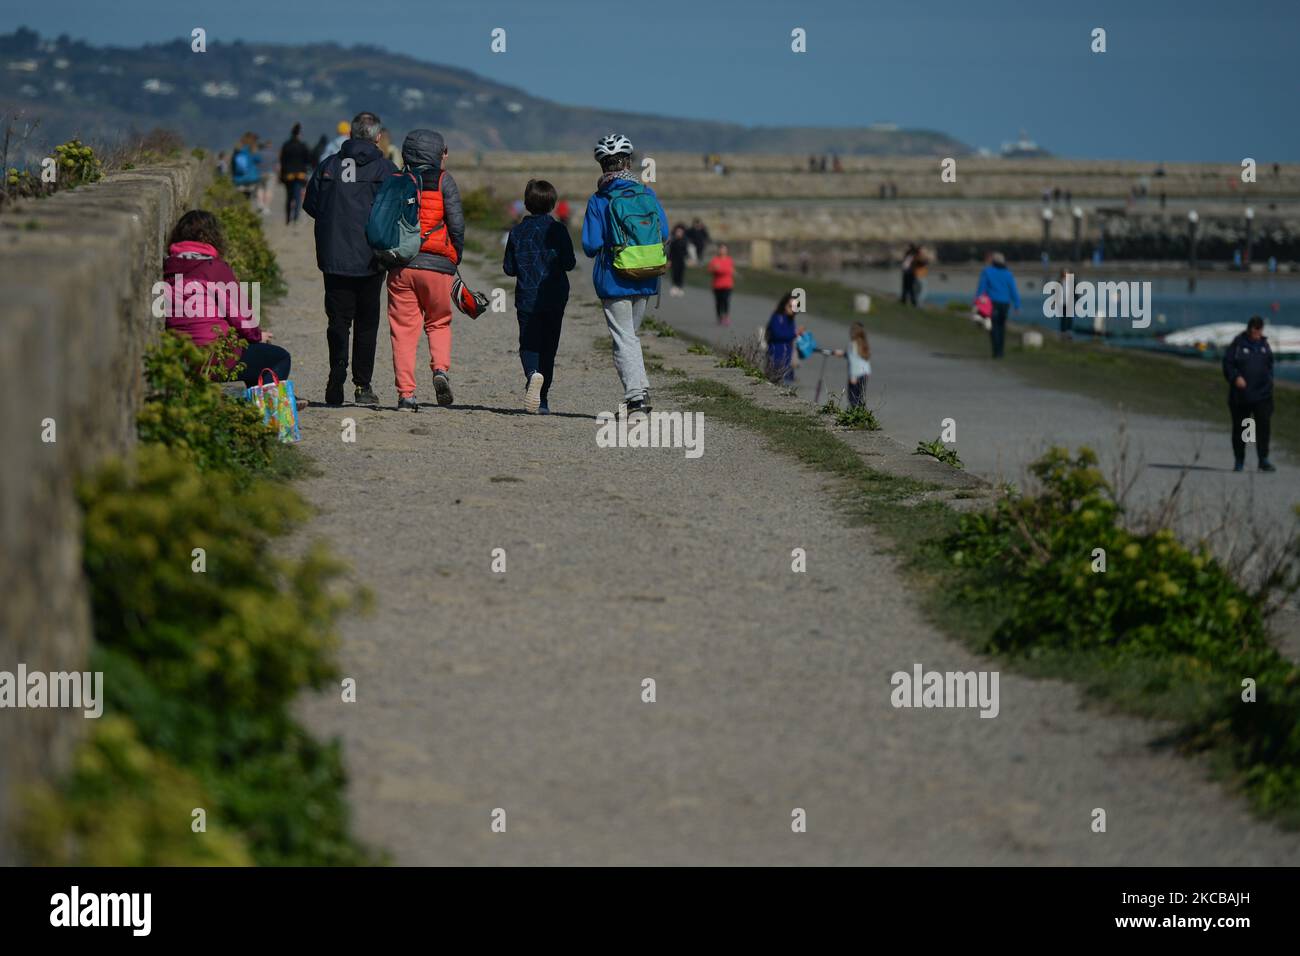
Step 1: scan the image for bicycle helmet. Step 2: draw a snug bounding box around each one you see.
[594,133,634,159]
[452,274,488,319]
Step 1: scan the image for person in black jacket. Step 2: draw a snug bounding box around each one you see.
[279,123,313,225]
[304,112,397,406]
[1222,315,1276,472]
[667,224,689,296]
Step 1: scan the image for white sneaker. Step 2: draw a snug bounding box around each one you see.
[524,372,545,414]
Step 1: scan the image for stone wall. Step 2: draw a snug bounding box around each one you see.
[0,157,211,863]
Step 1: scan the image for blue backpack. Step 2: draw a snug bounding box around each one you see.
[365,166,438,269]
[230,148,253,182]
[606,181,668,279]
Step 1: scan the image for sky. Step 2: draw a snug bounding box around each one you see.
[11,0,1300,160]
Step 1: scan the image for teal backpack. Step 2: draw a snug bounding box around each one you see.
[366,166,439,269]
[606,181,668,279]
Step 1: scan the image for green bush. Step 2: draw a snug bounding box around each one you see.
[52,139,104,187]
[950,448,1260,660]
[137,332,278,478]
[79,448,344,712]
[21,716,253,866]
[203,175,286,299]
[4,139,103,204]
[72,445,373,865]
[818,397,881,430]
[946,446,1300,822]
[915,436,962,468]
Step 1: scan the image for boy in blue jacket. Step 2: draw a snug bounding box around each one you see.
[504,179,576,414]
[582,134,669,414]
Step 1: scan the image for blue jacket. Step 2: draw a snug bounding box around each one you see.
[976,263,1021,309]
[504,214,576,313]
[230,146,262,186]
[1222,331,1274,404]
[767,311,798,371]
[581,179,669,300]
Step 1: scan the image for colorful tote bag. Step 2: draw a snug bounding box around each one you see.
[245,369,301,444]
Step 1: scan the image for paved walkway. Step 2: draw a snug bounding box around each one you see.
[264,211,1299,864]
[655,281,1297,577]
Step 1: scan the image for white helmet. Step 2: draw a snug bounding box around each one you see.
[594,133,633,159]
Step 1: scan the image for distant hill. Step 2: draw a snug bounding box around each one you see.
[0,27,969,158]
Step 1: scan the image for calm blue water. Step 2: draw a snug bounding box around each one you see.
[867,270,1300,380]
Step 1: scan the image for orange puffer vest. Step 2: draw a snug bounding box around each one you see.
[416,170,459,263]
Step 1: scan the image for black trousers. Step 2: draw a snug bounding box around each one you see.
[517,308,564,405]
[900,271,917,305]
[1230,396,1273,463]
[713,288,731,319]
[238,342,292,387]
[847,375,867,407]
[670,259,686,288]
[990,302,1010,358]
[323,272,384,388]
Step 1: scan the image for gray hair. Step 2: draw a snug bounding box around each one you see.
[351,112,382,143]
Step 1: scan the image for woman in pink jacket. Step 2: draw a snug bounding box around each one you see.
[707,243,735,326]
[161,210,291,386]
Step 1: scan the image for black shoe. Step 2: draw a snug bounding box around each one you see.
[623,398,652,417]
[1233,460,1245,473]
[325,369,346,406]
[397,396,420,412]
[433,371,454,406]
[1260,460,1277,473]
[355,385,379,406]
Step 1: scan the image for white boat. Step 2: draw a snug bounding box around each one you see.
[1162,322,1300,354]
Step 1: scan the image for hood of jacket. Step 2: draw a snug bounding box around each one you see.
[339,138,385,166]
[401,129,446,172]
[163,241,221,277]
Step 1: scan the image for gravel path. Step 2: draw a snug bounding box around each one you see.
[265,212,1300,865]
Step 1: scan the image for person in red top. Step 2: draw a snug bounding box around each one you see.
[160,209,291,387]
[707,243,735,326]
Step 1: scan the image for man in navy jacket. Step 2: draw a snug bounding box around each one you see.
[304,111,397,405]
[1222,315,1276,472]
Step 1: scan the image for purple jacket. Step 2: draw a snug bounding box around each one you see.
[161,241,261,374]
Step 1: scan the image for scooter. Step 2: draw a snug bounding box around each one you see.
[812,348,835,403]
